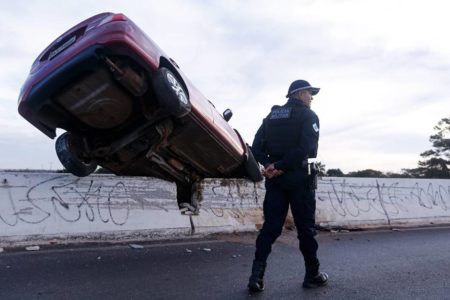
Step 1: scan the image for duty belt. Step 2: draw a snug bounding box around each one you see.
[307,162,317,175]
[267,155,308,168]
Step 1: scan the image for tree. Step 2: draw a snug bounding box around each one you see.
[405,117,450,178]
[326,168,344,177]
[315,162,326,176]
[347,169,385,178]
[385,172,411,178]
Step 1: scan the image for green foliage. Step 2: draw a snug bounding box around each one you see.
[315,162,326,176]
[326,168,344,177]
[385,171,411,178]
[404,117,450,178]
[347,169,385,178]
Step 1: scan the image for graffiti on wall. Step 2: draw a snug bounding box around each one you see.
[193,179,265,225]
[197,177,450,224]
[317,178,450,219]
[2,174,450,229]
[196,178,264,209]
[0,174,177,227]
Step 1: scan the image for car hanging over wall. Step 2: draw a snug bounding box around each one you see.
[18,12,263,205]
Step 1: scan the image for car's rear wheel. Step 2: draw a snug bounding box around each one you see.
[55,132,97,177]
[152,67,191,117]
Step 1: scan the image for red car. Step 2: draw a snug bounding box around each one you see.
[18,12,262,204]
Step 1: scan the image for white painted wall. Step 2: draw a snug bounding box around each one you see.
[0,172,190,246]
[317,177,450,228]
[1,172,449,246]
[192,178,265,233]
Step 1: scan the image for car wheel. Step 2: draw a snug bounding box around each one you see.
[152,67,191,117]
[245,146,264,182]
[55,132,97,177]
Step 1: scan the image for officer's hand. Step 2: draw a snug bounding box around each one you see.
[265,169,284,179]
[272,169,284,178]
[270,169,284,178]
[263,164,275,178]
[263,164,284,179]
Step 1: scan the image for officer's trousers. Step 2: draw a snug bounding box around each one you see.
[254,178,319,267]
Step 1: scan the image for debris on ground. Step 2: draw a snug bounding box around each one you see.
[330,229,350,233]
[97,256,101,260]
[25,246,40,251]
[185,248,192,253]
[202,248,212,252]
[0,248,4,253]
[232,254,241,258]
[129,244,144,249]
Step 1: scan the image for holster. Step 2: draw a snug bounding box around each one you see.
[308,163,318,190]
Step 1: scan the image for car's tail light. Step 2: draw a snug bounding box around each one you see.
[97,13,128,27]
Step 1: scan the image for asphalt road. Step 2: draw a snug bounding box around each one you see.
[1,227,450,300]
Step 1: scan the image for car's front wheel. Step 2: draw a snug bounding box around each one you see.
[244,146,264,182]
[55,132,97,177]
[152,67,191,117]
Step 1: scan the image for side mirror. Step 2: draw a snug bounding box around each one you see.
[223,109,233,122]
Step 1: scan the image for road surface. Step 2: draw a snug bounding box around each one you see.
[1,227,450,299]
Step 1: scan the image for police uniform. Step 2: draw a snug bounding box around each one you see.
[248,80,328,292]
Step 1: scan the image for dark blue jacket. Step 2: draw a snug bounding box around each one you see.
[251,98,320,172]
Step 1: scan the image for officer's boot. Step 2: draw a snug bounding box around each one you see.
[302,263,328,288]
[248,260,266,292]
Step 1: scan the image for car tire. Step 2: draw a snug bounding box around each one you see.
[55,132,97,177]
[245,146,264,182]
[152,67,191,117]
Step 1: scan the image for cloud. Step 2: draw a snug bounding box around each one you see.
[0,0,449,174]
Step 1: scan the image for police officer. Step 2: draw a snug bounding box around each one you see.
[248,79,328,292]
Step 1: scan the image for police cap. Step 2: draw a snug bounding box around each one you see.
[286,80,320,98]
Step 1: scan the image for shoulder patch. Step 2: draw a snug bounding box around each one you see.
[312,122,319,132]
[269,107,292,120]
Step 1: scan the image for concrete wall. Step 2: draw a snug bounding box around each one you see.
[0,172,190,246]
[192,178,265,234]
[316,177,450,229]
[1,171,450,246]
[193,177,450,231]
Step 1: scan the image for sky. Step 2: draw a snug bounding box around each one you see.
[0,0,449,173]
